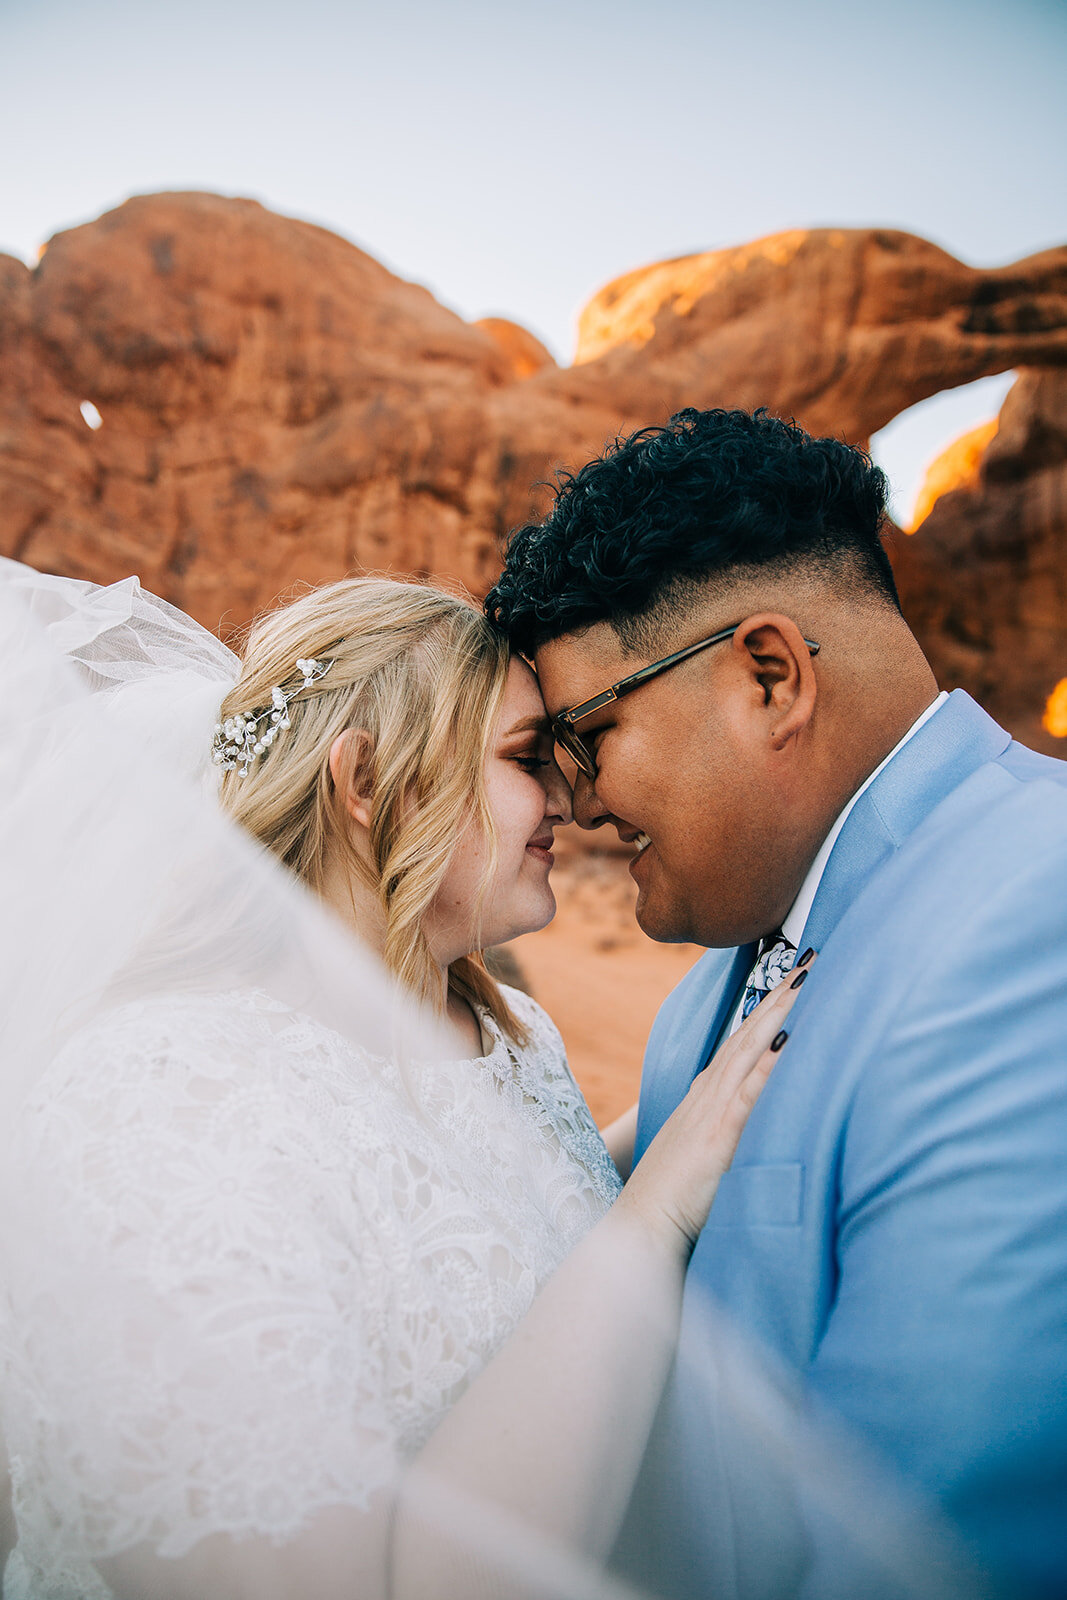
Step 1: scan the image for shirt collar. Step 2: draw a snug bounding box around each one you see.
[780,691,949,949]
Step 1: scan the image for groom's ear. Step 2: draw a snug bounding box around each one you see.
[730,613,818,750]
[328,730,376,830]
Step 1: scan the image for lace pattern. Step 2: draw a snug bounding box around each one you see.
[1,983,620,1596]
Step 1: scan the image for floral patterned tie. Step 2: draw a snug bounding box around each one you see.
[740,932,797,1021]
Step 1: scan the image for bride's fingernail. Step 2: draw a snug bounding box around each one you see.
[771,1030,789,1052]
[790,969,808,990]
[797,948,815,967]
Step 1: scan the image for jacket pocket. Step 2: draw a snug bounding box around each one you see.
[705,1162,804,1227]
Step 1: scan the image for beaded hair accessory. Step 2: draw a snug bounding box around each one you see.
[212,657,333,777]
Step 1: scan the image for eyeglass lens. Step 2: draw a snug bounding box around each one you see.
[555,722,596,779]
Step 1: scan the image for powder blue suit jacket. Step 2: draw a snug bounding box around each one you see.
[629,691,1067,1599]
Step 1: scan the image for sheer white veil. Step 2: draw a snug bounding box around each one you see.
[0,559,984,1600]
[0,557,438,1136]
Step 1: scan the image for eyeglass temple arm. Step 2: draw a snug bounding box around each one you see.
[610,624,740,697]
[613,628,821,700]
[559,629,821,728]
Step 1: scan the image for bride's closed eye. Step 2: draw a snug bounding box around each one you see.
[513,755,551,773]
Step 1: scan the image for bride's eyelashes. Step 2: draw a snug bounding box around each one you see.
[513,755,551,773]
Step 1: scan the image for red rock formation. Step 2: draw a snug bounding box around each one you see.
[573,228,1067,441]
[892,369,1067,756]
[1,194,1065,750]
[0,195,542,626]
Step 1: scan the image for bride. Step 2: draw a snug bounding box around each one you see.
[0,563,805,1600]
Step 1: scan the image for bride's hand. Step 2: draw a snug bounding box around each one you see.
[615,956,814,1257]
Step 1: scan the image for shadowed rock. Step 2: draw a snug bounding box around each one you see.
[893,369,1067,755]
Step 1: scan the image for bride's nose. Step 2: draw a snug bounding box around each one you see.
[545,761,573,827]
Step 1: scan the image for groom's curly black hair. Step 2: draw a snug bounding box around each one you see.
[484,408,898,657]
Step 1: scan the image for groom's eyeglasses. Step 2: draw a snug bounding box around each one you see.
[551,622,821,780]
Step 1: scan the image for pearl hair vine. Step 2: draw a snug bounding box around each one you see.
[212,657,334,777]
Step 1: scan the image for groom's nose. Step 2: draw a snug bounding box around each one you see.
[571,770,612,832]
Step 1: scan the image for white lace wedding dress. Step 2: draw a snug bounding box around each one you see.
[2,981,621,1598]
[0,559,622,1598]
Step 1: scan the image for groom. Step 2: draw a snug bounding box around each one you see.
[486,409,1067,1599]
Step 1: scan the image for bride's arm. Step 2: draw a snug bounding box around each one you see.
[95,973,803,1600]
[394,971,803,1596]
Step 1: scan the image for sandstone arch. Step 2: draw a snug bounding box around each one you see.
[0,194,1064,747]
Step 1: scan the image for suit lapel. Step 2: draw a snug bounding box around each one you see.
[798,690,1011,954]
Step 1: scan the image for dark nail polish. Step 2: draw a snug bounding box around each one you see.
[797,948,815,967]
[771,1030,789,1052]
[790,968,808,990]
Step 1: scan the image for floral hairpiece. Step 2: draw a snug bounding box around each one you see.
[212,657,333,777]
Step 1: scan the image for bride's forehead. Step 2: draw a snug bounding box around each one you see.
[502,656,546,714]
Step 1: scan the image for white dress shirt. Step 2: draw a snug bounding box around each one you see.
[727,691,948,1036]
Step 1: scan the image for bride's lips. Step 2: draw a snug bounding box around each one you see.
[525,832,555,866]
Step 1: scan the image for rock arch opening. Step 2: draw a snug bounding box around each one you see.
[870,371,1018,530]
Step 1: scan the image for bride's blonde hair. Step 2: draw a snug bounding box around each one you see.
[218,576,528,1041]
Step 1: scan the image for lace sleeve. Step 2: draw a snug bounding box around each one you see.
[3,995,404,1569]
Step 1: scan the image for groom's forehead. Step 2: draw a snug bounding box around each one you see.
[532,626,632,716]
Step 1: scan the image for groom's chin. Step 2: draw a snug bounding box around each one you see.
[632,885,699,947]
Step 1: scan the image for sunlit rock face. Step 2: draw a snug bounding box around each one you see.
[1046,680,1067,739]
[910,420,1000,532]
[893,369,1067,756]
[0,193,1064,750]
[474,317,557,380]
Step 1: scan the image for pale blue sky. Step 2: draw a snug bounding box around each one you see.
[1,0,1063,519]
